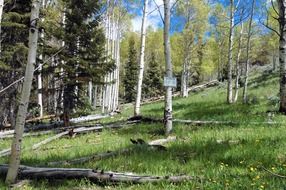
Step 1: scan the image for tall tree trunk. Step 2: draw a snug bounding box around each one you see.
[114,19,120,110]
[0,0,4,57]
[134,0,149,116]
[227,0,234,104]
[37,0,46,118]
[242,0,255,103]
[163,0,173,135]
[233,22,244,103]
[217,42,223,81]
[5,0,40,184]
[88,81,92,105]
[278,0,286,113]
[181,57,189,97]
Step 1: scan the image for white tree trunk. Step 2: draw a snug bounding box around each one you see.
[233,22,244,103]
[227,0,234,104]
[134,0,149,116]
[243,0,255,103]
[93,85,97,108]
[37,0,46,118]
[163,0,173,135]
[278,0,286,113]
[114,20,121,110]
[181,57,189,97]
[5,0,41,184]
[37,59,43,117]
[88,81,92,104]
[0,0,4,56]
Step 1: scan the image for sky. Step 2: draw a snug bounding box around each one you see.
[130,0,270,34]
[131,0,179,32]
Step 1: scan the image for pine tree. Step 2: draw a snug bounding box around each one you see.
[0,0,31,128]
[124,36,138,103]
[58,0,112,126]
[143,52,163,98]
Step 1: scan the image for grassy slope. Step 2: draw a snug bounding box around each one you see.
[1,69,286,189]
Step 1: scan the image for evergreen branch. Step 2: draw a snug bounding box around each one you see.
[0,47,65,96]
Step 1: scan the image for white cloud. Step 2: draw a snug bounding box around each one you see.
[131,0,175,32]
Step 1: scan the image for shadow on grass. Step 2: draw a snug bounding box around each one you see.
[143,100,268,122]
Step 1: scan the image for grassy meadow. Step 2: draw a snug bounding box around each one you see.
[1,69,286,189]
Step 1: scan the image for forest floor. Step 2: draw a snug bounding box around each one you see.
[1,67,286,189]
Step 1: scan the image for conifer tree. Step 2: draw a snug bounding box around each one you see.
[58,0,112,126]
[143,52,163,98]
[0,0,30,128]
[124,36,138,103]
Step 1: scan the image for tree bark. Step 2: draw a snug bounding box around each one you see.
[0,165,196,184]
[233,22,244,103]
[181,57,189,97]
[134,0,149,116]
[5,0,41,184]
[242,0,255,103]
[88,81,93,105]
[278,0,286,113]
[227,0,234,104]
[163,0,173,136]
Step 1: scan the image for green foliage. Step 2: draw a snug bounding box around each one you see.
[44,0,113,122]
[143,52,163,98]
[123,36,138,103]
[0,0,31,127]
[0,68,285,189]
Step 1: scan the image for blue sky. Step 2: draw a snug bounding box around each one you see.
[130,0,270,33]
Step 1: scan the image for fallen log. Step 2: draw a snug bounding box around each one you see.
[0,125,127,158]
[0,165,197,184]
[173,119,281,125]
[141,80,220,105]
[25,114,113,132]
[125,116,281,126]
[187,80,219,93]
[0,131,70,158]
[32,131,70,150]
[0,130,53,139]
[0,119,126,140]
[46,136,176,167]
[2,115,56,128]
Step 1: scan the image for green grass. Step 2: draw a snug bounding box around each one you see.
[1,70,286,189]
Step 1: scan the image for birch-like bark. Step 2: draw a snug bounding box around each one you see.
[134,0,149,116]
[242,0,255,103]
[5,0,41,184]
[114,19,121,110]
[227,0,234,104]
[0,0,4,57]
[163,0,173,135]
[37,57,43,117]
[181,59,188,97]
[278,0,286,113]
[88,81,92,104]
[37,0,46,117]
[233,22,244,103]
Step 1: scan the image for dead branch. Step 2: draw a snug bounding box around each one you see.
[0,165,197,184]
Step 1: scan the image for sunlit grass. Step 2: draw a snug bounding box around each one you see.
[1,70,286,189]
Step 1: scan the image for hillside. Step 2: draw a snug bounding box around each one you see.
[1,68,286,189]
